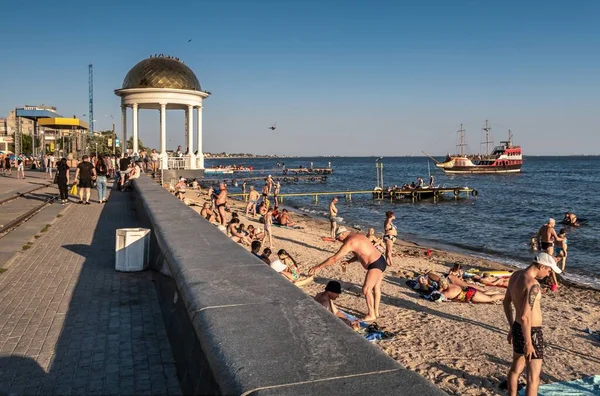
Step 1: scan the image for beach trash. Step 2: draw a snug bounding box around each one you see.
[115,228,150,272]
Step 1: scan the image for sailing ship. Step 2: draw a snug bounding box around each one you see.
[430,121,523,174]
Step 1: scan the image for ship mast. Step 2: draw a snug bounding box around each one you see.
[481,120,492,155]
[457,124,466,156]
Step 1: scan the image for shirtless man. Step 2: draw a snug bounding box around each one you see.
[215,182,228,226]
[245,186,260,217]
[437,278,503,303]
[329,197,339,238]
[503,253,562,396]
[261,183,270,201]
[314,281,359,329]
[535,218,563,255]
[265,175,274,194]
[200,202,216,222]
[278,209,295,226]
[309,227,386,321]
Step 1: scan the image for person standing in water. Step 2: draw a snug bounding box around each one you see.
[383,211,398,266]
[503,253,562,396]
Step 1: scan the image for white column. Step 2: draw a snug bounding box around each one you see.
[160,103,168,170]
[184,108,189,152]
[132,103,139,155]
[121,105,127,156]
[187,105,196,169]
[196,105,204,169]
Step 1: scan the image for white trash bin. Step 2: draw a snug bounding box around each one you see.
[115,228,150,272]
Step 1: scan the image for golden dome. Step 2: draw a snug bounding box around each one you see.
[122,56,201,91]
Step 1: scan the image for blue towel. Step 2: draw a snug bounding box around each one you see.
[518,375,600,395]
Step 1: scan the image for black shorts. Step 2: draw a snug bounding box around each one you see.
[540,241,553,250]
[79,179,92,188]
[367,255,387,272]
[512,322,544,360]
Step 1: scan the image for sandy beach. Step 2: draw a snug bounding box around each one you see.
[182,189,600,395]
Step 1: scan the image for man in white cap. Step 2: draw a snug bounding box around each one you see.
[308,227,387,321]
[503,252,562,396]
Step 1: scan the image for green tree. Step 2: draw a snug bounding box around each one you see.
[21,134,32,154]
[127,136,146,152]
[88,131,116,156]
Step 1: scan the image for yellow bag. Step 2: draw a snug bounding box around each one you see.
[69,184,78,196]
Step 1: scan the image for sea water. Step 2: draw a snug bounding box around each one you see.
[206,156,600,289]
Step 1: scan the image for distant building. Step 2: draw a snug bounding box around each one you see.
[0,117,10,151]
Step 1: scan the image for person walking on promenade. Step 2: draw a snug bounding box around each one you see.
[503,252,562,396]
[309,227,387,321]
[215,182,229,226]
[95,155,108,203]
[118,153,131,191]
[383,211,398,266]
[46,154,55,179]
[3,155,11,176]
[75,155,96,205]
[56,158,70,205]
[329,197,339,238]
[16,155,25,179]
[245,186,260,217]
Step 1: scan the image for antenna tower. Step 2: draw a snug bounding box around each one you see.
[88,64,94,134]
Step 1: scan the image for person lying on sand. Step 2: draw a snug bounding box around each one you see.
[314,281,360,329]
[309,227,387,321]
[427,270,486,292]
[437,277,504,303]
[449,264,510,288]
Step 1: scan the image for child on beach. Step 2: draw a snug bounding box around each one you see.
[555,228,568,271]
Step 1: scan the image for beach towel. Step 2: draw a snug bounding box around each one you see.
[422,291,448,302]
[339,312,397,341]
[518,375,600,395]
[321,236,336,242]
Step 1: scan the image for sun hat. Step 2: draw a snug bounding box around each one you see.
[533,252,562,274]
[335,226,349,237]
[325,281,342,294]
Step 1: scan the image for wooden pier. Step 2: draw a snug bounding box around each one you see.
[229,186,477,204]
[199,174,328,186]
[284,167,333,175]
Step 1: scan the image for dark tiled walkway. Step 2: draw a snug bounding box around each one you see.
[0,184,180,395]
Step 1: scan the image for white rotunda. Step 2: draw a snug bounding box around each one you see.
[114,55,210,171]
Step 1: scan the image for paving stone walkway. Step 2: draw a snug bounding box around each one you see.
[0,184,180,396]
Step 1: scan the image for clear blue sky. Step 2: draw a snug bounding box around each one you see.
[1,0,598,156]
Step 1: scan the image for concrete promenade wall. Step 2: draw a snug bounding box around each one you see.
[132,176,447,395]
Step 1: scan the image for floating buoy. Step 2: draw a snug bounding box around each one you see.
[471,190,478,197]
[283,177,289,182]
[321,175,327,181]
[454,189,460,196]
[294,177,299,182]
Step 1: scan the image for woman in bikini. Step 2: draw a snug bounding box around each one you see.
[277,249,300,281]
[247,224,264,242]
[383,211,397,266]
[438,278,504,303]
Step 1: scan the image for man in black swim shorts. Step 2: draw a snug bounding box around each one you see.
[503,252,561,396]
[309,227,386,321]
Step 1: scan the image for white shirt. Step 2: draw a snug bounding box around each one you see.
[270,259,287,273]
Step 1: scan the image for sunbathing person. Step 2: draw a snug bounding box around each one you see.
[200,202,217,223]
[366,228,385,251]
[427,270,486,292]
[247,224,264,241]
[260,248,272,265]
[449,264,510,288]
[277,209,295,226]
[314,281,359,329]
[276,249,300,281]
[438,278,504,303]
[227,218,252,245]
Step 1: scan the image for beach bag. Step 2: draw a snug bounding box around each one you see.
[69,184,78,196]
